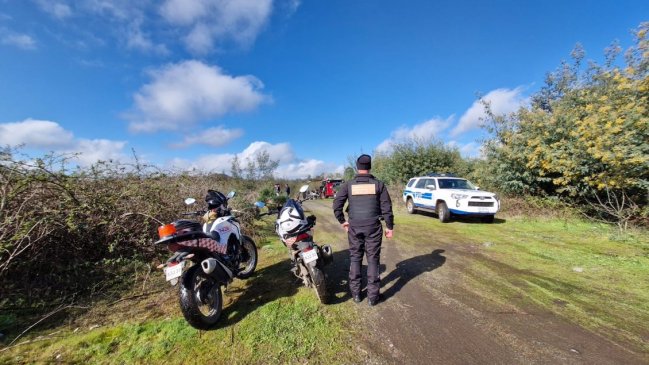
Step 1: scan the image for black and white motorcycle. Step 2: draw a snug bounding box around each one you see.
[274,185,333,303]
[155,190,258,330]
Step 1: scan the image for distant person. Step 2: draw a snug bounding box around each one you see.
[274,183,281,196]
[332,154,394,306]
[285,184,291,197]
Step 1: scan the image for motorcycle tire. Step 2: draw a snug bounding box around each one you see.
[179,265,223,330]
[307,263,329,304]
[236,235,258,279]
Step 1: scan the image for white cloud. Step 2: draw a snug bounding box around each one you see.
[80,0,136,19]
[239,141,294,164]
[127,60,268,133]
[447,140,483,158]
[125,20,169,55]
[1,33,37,50]
[34,0,72,19]
[168,141,341,178]
[0,119,74,148]
[376,116,453,152]
[171,126,244,148]
[0,119,127,166]
[159,0,273,54]
[276,159,343,179]
[72,139,128,166]
[451,87,527,137]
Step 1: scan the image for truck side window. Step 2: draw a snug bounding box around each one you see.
[415,179,427,189]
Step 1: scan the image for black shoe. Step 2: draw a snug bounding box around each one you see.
[352,294,362,303]
[368,294,383,307]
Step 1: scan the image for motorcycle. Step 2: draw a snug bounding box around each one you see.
[275,185,333,303]
[154,191,258,330]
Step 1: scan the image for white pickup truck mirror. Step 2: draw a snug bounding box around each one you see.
[426,185,436,190]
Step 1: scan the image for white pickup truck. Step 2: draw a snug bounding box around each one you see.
[402,174,500,223]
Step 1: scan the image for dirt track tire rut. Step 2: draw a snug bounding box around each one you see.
[303,200,645,365]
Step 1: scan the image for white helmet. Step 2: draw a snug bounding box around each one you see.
[276,200,308,238]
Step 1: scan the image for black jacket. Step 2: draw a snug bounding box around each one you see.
[332,173,394,229]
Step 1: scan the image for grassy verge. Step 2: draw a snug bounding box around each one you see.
[395,208,649,353]
[0,217,361,365]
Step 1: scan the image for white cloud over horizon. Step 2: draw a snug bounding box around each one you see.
[0,119,128,166]
[451,87,527,137]
[376,87,528,157]
[168,141,342,179]
[376,116,453,153]
[126,60,268,133]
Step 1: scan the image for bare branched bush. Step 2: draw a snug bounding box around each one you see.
[585,187,642,233]
[0,148,276,311]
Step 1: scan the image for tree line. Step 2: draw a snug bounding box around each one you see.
[370,23,648,229]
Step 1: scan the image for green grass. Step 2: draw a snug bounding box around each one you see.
[395,209,649,352]
[0,217,360,365]
[3,203,648,362]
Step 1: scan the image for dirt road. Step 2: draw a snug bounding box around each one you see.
[304,200,646,365]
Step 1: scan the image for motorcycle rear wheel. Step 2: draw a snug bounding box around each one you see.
[307,263,329,304]
[179,265,223,330]
[237,235,258,279]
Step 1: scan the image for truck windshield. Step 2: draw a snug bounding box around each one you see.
[438,179,475,190]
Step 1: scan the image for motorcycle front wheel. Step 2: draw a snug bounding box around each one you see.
[179,265,223,330]
[237,235,258,279]
[307,263,329,304]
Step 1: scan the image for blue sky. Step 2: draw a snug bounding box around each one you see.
[0,0,647,178]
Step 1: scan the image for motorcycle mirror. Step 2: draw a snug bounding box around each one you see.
[227,191,236,199]
[184,198,196,205]
[254,201,266,208]
[299,184,309,193]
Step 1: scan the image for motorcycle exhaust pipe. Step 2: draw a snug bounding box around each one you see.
[202,258,217,274]
[202,257,234,284]
[321,244,333,265]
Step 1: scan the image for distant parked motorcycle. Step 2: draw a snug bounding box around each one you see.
[275,185,333,303]
[155,190,258,330]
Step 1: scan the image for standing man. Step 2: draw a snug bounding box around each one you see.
[285,183,291,197]
[333,154,394,306]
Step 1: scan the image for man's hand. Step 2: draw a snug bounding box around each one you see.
[385,229,393,239]
[341,222,349,233]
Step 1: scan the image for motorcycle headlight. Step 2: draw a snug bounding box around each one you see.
[451,193,468,200]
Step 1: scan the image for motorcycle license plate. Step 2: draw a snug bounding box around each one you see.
[164,261,185,281]
[301,249,318,264]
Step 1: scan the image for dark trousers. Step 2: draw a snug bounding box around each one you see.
[348,222,382,300]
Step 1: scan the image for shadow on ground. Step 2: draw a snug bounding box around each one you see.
[219,248,353,326]
[381,249,446,301]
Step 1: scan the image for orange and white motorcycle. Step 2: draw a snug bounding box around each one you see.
[155,191,257,330]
